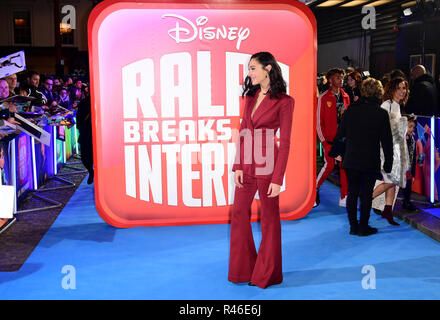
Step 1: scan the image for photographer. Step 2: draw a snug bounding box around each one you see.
[24,71,47,113]
[40,76,58,110]
[317,73,329,94]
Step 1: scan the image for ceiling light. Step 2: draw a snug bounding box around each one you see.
[401,1,417,8]
[365,0,394,7]
[340,0,371,7]
[317,0,345,7]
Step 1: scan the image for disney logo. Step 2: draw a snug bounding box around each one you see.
[162,14,250,50]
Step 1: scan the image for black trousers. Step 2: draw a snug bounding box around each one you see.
[78,133,93,174]
[345,168,377,229]
[403,177,413,204]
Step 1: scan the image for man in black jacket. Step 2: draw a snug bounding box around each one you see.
[39,76,58,110]
[24,71,46,112]
[332,78,393,236]
[406,65,439,117]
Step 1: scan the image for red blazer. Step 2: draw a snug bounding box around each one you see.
[232,91,294,185]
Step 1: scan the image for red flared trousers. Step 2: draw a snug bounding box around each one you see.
[228,174,283,289]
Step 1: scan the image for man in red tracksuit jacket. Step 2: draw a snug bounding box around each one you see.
[316,68,351,207]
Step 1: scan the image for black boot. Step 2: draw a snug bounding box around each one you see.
[87,169,94,184]
[358,225,378,236]
[349,222,359,235]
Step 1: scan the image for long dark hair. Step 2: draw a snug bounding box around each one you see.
[383,77,409,106]
[347,71,362,90]
[242,52,287,99]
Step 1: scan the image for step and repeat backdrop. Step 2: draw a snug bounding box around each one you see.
[88,0,317,227]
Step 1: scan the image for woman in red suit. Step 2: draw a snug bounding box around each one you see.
[228,52,294,289]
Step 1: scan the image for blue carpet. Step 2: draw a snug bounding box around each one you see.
[1,180,440,300]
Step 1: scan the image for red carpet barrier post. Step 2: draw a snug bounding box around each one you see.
[12,128,61,214]
[55,124,87,177]
[3,121,82,216]
[36,124,83,192]
[88,0,317,228]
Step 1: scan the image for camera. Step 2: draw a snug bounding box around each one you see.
[361,71,370,80]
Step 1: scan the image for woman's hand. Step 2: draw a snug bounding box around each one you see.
[267,183,281,198]
[7,117,19,125]
[234,170,244,188]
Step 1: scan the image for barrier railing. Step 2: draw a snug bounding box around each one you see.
[402,114,438,205]
[0,121,81,217]
[317,113,440,205]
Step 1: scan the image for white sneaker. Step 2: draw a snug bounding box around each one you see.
[313,201,319,208]
[339,196,347,207]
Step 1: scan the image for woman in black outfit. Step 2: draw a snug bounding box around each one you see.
[331,78,393,236]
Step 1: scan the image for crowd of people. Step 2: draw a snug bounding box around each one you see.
[2,71,87,112]
[0,70,93,233]
[315,64,439,236]
[1,61,440,238]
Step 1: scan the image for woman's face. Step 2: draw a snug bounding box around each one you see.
[347,76,356,88]
[248,58,270,86]
[393,81,407,102]
[0,80,9,99]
